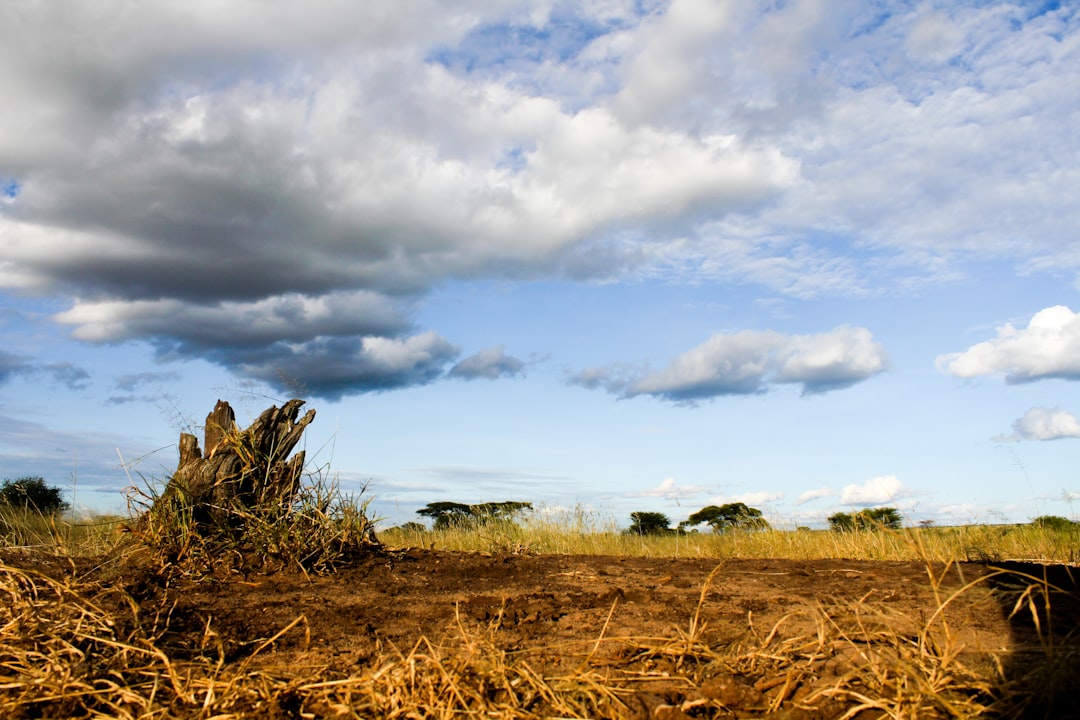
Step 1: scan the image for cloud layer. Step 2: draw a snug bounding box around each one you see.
[573,325,889,402]
[1,2,1077,397]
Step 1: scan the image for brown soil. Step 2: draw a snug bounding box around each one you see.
[9,548,1080,718]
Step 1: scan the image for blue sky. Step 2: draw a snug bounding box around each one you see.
[2,0,1079,528]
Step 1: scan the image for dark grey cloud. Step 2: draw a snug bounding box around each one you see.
[235,332,460,401]
[42,362,91,390]
[0,351,90,390]
[107,371,185,406]
[571,326,889,404]
[0,351,32,383]
[115,371,183,393]
[449,346,525,380]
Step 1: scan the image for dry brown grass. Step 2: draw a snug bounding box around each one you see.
[4,495,1078,717]
[3,550,1070,719]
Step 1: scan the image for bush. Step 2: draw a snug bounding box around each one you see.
[1031,515,1074,531]
[0,476,68,514]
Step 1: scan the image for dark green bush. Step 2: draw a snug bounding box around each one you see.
[0,476,68,514]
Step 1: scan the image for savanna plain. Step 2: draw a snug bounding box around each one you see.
[5,497,1080,720]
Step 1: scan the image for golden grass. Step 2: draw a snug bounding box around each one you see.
[381,514,1080,564]
[0,504,126,557]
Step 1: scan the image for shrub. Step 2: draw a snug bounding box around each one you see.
[1031,515,1074,531]
[0,476,68,514]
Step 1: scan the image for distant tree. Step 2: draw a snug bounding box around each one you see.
[828,511,855,532]
[397,521,428,534]
[417,502,473,530]
[1031,515,1074,531]
[627,511,672,536]
[416,501,532,530]
[681,503,769,532]
[0,476,68,514]
[863,507,903,529]
[829,507,902,531]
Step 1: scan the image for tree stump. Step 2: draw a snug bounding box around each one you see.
[154,398,316,528]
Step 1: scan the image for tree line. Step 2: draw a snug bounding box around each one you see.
[406,500,915,534]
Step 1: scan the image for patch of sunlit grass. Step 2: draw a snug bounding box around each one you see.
[381,514,1080,564]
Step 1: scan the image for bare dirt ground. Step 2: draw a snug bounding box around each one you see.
[8,548,1080,718]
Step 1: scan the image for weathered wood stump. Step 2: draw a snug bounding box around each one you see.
[153,398,316,528]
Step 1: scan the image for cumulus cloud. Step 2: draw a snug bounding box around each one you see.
[840,475,904,506]
[937,306,1080,383]
[994,407,1080,442]
[572,325,888,402]
[449,346,525,380]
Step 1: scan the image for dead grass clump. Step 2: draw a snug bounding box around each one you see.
[125,472,378,578]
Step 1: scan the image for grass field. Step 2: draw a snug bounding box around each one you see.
[2,503,1080,718]
[380,510,1080,565]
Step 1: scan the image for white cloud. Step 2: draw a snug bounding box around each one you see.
[730,490,783,506]
[796,486,835,505]
[573,325,888,402]
[840,475,904,506]
[629,477,709,501]
[937,306,1080,383]
[994,407,1080,442]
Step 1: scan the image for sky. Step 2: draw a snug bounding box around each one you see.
[1,0,1079,529]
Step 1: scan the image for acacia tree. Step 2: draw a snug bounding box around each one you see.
[626,511,672,536]
[681,502,768,532]
[0,476,68,514]
[417,501,532,530]
[828,507,903,531]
